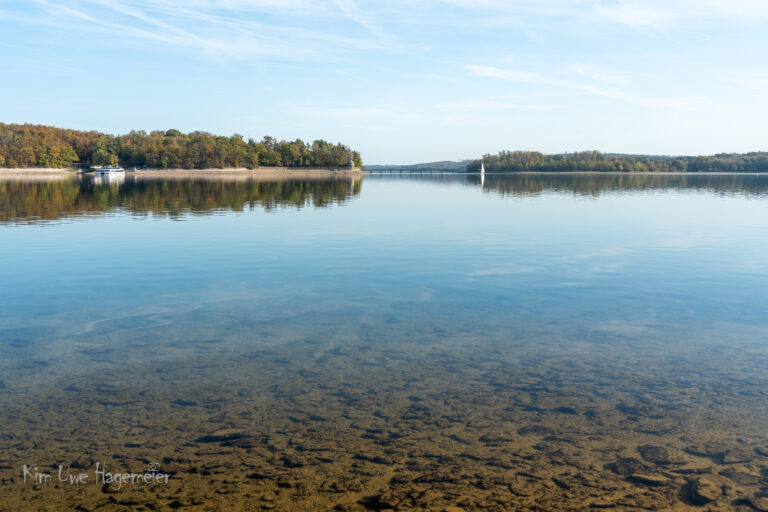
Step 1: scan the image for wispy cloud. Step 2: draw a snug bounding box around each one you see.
[29,0,281,57]
[331,0,384,35]
[437,96,555,111]
[593,0,679,31]
[569,63,628,85]
[25,0,397,61]
[14,0,768,64]
[34,0,205,47]
[466,64,707,112]
[428,0,768,33]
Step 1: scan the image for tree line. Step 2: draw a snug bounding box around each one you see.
[467,150,768,173]
[0,123,363,169]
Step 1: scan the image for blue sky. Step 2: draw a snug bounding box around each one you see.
[1,0,767,164]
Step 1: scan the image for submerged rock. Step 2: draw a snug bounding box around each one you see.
[282,454,306,468]
[720,467,761,485]
[517,425,554,436]
[685,476,720,504]
[606,457,646,476]
[722,448,753,464]
[748,497,768,512]
[629,473,669,486]
[194,429,249,443]
[172,398,198,407]
[637,445,673,465]
[685,442,727,459]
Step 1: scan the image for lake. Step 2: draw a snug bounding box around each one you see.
[1,173,768,511]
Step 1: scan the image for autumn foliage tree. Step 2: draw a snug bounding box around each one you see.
[0,123,363,169]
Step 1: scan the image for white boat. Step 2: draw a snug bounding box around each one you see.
[481,162,485,186]
[90,165,125,174]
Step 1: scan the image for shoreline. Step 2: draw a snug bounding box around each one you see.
[1,168,764,177]
[0,166,365,175]
[133,167,365,178]
[0,168,77,175]
[461,171,767,175]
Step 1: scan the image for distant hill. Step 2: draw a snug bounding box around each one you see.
[366,160,469,171]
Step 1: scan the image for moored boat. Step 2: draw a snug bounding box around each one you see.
[90,165,125,174]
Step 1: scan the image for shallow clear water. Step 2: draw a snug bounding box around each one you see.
[1,173,768,511]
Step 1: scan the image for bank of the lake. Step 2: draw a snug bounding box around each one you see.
[467,171,766,175]
[0,168,77,174]
[133,167,366,178]
[0,167,366,177]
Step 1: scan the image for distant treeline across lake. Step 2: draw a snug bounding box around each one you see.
[0,123,363,169]
[468,150,768,173]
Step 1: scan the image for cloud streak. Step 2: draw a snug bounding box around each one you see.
[15,0,768,64]
[466,64,707,112]
[26,0,397,61]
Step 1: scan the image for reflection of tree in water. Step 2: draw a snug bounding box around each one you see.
[0,177,363,223]
[467,173,768,198]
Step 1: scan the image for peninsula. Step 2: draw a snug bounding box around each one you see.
[0,123,363,173]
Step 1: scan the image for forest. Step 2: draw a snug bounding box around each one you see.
[467,150,768,173]
[0,123,363,169]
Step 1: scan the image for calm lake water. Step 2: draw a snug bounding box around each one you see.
[1,173,768,511]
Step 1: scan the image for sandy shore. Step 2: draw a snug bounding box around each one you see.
[132,167,366,178]
[0,167,365,177]
[0,168,76,174]
[0,168,75,181]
